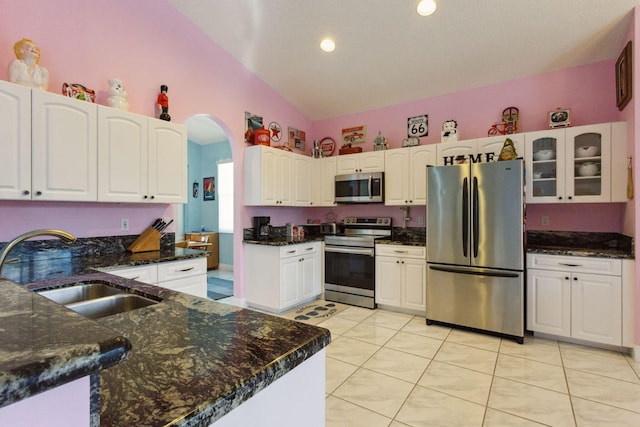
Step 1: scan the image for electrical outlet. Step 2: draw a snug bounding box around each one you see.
[541,215,550,226]
[120,218,129,231]
[418,216,424,225]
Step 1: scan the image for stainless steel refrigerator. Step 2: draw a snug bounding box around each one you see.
[426,159,525,343]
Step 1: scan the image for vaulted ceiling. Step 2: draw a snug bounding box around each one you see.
[172,0,640,143]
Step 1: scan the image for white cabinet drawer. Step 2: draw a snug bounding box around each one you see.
[376,244,426,259]
[527,254,621,276]
[158,275,207,298]
[102,264,157,284]
[157,258,207,283]
[279,242,319,258]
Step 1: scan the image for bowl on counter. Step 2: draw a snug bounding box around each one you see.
[533,149,555,161]
[575,145,600,158]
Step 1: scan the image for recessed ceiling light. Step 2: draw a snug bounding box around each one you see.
[320,38,335,52]
[417,0,437,16]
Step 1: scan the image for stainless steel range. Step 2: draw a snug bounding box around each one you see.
[324,217,392,309]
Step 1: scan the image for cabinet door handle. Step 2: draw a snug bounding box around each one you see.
[178,267,195,272]
[36,191,42,196]
[22,190,30,195]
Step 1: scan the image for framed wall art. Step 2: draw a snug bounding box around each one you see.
[203,177,215,201]
[616,41,632,111]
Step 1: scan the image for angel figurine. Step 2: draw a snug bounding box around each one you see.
[8,38,49,90]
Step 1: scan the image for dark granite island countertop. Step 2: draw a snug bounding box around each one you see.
[18,271,331,426]
[0,278,130,416]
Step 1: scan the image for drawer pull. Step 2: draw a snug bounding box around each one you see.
[286,250,296,254]
[394,250,409,254]
[305,248,314,251]
[178,267,195,272]
[559,263,582,267]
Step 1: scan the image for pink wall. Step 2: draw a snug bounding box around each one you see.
[0,0,313,296]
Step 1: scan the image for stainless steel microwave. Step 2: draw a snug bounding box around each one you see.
[334,172,384,203]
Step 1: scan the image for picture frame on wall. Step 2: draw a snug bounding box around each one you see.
[616,41,632,111]
[203,177,215,201]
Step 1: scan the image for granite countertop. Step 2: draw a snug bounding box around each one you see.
[526,231,634,259]
[1,246,331,425]
[0,246,207,285]
[243,236,325,246]
[0,278,130,411]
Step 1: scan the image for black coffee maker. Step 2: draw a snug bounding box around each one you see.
[252,216,271,240]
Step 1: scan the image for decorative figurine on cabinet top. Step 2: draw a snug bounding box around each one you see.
[8,38,49,90]
[498,138,518,161]
[373,131,388,151]
[107,78,129,111]
[62,82,96,103]
[441,119,458,143]
[157,84,171,121]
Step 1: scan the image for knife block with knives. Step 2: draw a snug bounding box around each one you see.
[127,218,173,253]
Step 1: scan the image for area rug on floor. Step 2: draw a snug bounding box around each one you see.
[280,300,349,325]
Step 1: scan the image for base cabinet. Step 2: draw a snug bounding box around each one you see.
[527,254,625,346]
[245,242,322,313]
[103,257,207,298]
[375,244,426,314]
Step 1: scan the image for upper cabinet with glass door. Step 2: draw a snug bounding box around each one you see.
[525,122,627,204]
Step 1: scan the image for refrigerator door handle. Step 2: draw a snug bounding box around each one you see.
[462,177,469,257]
[472,176,479,258]
[429,264,520,278]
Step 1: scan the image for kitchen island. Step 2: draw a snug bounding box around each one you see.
[0,245,331,426]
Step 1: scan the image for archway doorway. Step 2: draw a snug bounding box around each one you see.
[180,114,234,299]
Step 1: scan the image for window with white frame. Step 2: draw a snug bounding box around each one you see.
[217,161,234,233]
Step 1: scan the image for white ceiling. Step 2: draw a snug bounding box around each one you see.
[172,0,640,143]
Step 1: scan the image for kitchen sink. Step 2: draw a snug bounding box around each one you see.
[36,281,160,319]
[65,294,159,320]
[38,282,124,305]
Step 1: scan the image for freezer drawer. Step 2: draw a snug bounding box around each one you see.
[426,264,524,339]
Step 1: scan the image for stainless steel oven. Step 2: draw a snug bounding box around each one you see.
[324,217,391,309]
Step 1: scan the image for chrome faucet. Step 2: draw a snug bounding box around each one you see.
[0,229,77,273]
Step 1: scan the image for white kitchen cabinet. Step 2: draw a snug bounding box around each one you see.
[436,133,524,166]
[385,145,437,205]
[292,154,313,206]
[31,89,98,201]
[105,264,158,284]
[527,254,623,346]
[245,242,322,313]
[525,122,626,204]
[157,258,208,298]
[375,244,426,315]
[0,80,31,200]
[103,257,207,298]
[98,107,187,203]
[336,151,384,174]
[244,145,295,206]
[147,119,188,203]
[312,156,337,206]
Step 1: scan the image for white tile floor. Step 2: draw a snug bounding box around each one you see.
[316,306,640,426]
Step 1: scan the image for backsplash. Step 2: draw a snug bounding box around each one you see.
[0,233,176,260]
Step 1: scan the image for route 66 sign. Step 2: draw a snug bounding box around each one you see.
[408,115,428,137]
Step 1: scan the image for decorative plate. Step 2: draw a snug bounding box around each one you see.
[319,137,336,156]
[269,121,282,142]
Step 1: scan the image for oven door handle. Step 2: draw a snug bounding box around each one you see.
[325,246,375,256]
